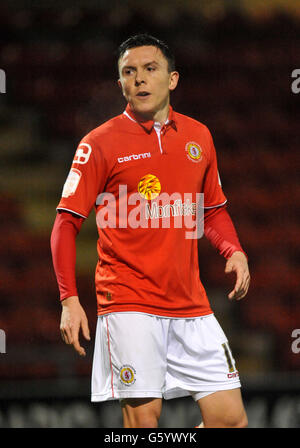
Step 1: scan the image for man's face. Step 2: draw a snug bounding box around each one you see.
[118,45,179,122]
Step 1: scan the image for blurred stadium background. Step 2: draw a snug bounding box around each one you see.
[0,0,300,428]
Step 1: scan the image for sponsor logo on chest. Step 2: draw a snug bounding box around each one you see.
[118,152,151,163]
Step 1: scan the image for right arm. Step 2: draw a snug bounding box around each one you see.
[50,211,90,356]
[51,133,107,355]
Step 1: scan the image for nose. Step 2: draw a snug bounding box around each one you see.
[135,70,145,86]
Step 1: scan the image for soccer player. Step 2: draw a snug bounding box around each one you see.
[51,34,250,428]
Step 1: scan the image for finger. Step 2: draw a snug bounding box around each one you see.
[71,325,86,356]
[81,316,91,341]
[228,288,238,300]
[228,268,245,299]
[229,288,244,300]
[225,261,233,274]
[234,289,246,300]
[60,329,67,344]
[60,325,73,345]
[225,262,236,298]
[238,274,250,299]
[230,272,250,300]
[73,340,86,356]
[229,272,243,299]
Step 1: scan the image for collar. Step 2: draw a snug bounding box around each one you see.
[123,103,177,133]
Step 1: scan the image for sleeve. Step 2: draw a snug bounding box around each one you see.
[50,211,84,301]
[202,128,227,210]
[204,205,247,260]
[57,133,107,218]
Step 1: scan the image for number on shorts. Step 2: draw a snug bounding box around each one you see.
[222,342,235,373]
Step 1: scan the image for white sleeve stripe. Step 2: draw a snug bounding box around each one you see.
[203,199,227,210]
[56,207,88,219]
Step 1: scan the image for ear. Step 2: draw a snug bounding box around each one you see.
[169,71,179,92]
[118,78,127,98]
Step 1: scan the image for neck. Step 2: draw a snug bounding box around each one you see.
[129,101,170,125]
[152,102,170,125]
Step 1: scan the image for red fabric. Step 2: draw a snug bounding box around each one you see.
[55,105,227,317]
[50,211,84,301]
[52,105,246,317]
[204,205,246,260]
[51,206,246,304]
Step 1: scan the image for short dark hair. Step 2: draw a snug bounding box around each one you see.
[117,34,176,73]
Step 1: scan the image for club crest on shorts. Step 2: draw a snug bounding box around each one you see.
[119,365,136,386]
[185,142,202,163]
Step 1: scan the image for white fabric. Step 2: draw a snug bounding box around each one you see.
[91,312,241,402]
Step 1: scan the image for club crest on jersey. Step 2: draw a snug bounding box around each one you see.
[138,174,161,200]
[185,142,202,163]
[119,365,136,386]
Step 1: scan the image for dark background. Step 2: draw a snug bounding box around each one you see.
[0,0,299,428]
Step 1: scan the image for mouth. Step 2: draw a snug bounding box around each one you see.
[136,91,150,97]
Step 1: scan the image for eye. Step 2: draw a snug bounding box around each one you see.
[124,68,134,75]
[147,66,155,71]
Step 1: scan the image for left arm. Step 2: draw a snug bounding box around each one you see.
[204,205,250,300]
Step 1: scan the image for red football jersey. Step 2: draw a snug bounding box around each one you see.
[57,105,227,317]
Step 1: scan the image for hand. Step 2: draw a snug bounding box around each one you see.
[225,251,250,300]
[60,296,91,356]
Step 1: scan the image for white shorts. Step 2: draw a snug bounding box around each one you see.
[91,312,241,402]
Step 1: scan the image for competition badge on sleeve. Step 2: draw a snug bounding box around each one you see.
[62,168,82,198]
